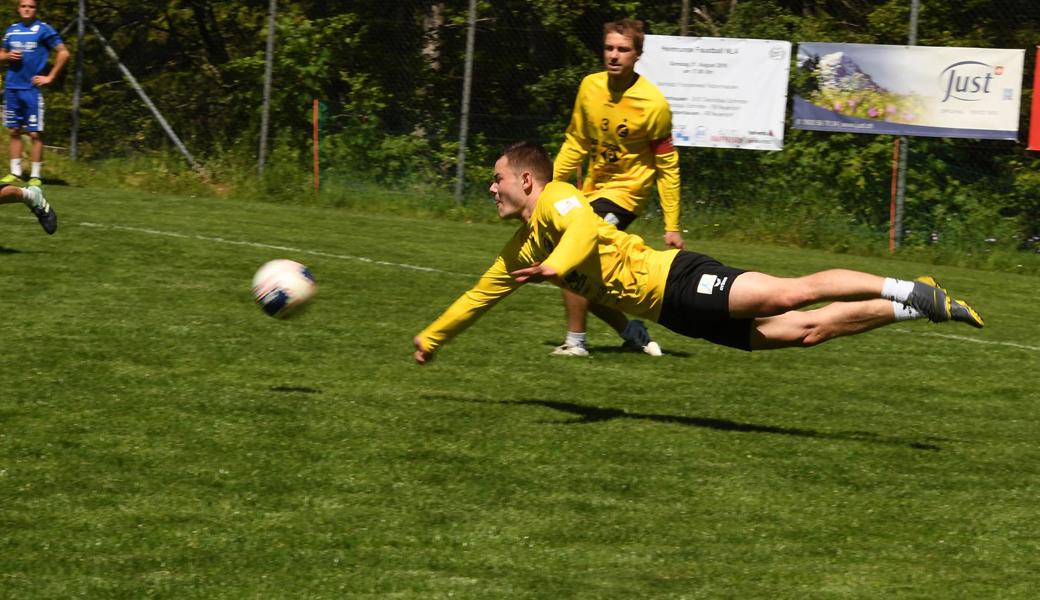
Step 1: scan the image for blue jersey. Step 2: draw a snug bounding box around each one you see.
[2,19,62,89]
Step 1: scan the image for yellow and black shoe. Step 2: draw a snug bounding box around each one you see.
[949,298,985,328]
[908,276,984,328]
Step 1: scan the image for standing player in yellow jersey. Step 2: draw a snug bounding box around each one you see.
[412,142,983,363]
[551,18,683,357]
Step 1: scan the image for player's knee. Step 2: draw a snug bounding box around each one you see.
[773,286,814,312]
[800,322,840,347]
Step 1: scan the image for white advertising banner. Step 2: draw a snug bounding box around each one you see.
[792,42,1025,139]
[636,35,792,150]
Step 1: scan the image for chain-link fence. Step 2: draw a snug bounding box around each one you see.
[312,0,1040,254]
[32,1,1040,255]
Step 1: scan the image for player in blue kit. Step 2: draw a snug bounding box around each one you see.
[0,0,69,187]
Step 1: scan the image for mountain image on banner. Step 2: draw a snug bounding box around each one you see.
[797,46,925,124]
[816,52,885,93]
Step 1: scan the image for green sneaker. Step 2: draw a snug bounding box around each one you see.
[0,173,23,185]
[907,276,984,328]
[26,177,41,187]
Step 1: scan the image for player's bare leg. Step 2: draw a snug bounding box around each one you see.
[728,269,886,318]
[749,299,896,350]
[588,301,661,356]
[0,183,56,233]
[0,127,25,184]
[27,132,42,186]
[555,289,662,356]
[553,289,591,356]
[731,269,983,332]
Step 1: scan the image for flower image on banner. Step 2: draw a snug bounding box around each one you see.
[792,42,1024,140]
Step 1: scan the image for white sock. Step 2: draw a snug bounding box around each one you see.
[30,162,41,178]
[882,278,914,303]
[10,158,21,176]
[565,331,587,348]
[19,186,39,208]
[893,301,922,321]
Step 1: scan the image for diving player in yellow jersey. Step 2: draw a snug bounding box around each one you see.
[412,142,983,363]
[551,18,683,358]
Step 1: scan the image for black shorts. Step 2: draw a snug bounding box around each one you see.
[590,198,638,231]
[657,250,753,351]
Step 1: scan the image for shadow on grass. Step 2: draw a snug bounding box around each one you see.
[0,246,23,254]
[269,385,322,394]
[541,341,694,358]
[434,395,944,451]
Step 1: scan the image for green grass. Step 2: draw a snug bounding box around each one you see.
[1,185,1038,598]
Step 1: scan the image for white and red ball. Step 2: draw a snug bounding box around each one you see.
[252,259,317,318]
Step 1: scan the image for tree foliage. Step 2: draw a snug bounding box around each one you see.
[24,0,1040,248]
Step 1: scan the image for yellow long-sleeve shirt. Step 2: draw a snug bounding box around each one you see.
[553,71,682,232]
[417,181,679,354]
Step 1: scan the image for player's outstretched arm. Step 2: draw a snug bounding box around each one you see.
[413,336,433,364]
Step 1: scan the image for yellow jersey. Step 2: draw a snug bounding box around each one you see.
[417,181,679,353]
[553,71,682,232]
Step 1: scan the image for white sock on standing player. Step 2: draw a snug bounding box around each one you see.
[565,331,587,348]
[30,162,41,179]
[10,158,21,177]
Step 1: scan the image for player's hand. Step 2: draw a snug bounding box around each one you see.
[7,50,21,62]
[664,231,685,250]
[413,336,433,364]
[31,75,52,87]
[510,262,558,284]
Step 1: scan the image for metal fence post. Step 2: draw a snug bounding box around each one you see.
[453,0,477,203]
[69,0,85,160]
[258,0,277,177]
[894,0,920,249]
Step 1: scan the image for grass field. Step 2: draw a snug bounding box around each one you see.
[1,186,1038,598]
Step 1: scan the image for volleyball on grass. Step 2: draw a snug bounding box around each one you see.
[252,259,317,318]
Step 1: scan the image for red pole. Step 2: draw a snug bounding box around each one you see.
[889,138,899,254]
[1029,47,1040,150]
[313,99,320,192]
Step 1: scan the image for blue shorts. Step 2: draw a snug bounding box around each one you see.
[3,87,44,132]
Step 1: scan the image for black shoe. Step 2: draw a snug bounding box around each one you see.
[907,276,983,328]
[26,185,57,235]
[949,298,985,328]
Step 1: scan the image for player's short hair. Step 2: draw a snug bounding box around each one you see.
[498,141,552,184]
[604,18,645,55]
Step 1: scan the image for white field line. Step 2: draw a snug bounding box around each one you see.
[79,221,1040,353]
[892,328,1040,352]
[78,221,478,278]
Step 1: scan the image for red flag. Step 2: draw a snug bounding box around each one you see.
[1029,47,1040,150]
